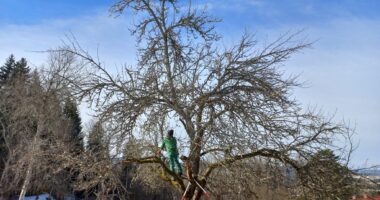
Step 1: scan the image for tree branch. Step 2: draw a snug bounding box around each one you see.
[203,148,301,178]
[123,155,185,190]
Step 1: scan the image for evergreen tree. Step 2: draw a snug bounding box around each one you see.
[298,149,357,200]
[0,55,16,84]
[63,98,84,154]
[88,121,108,159]
[0,54,30,85]
[14,58,30,77]
[0,54,31,179]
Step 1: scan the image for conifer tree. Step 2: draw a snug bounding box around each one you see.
[63,98,84,154]
[0,55,31,181]
[298,149,357,200]
[88,121,108,159]
[0,55,16,84]
[0,54,30,84]
[14,58,30,78]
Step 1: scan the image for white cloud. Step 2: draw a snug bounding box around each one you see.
[0,11,136,69]
[216,16,380,166]
[282,18,380,166]
[0,10,137,126]
[0,6,378,166]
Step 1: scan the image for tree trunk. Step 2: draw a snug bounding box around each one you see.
[18,162,33,200]
[189,129,204,175]
[18,120,43,200]
[187,129,205,200]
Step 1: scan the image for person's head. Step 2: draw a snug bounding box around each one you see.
[167,129,174,137]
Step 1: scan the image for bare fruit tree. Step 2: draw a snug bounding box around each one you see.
[51,0,354,199]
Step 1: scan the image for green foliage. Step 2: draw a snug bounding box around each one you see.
[298,149,358,200]
[0,55,15,83]
[63,98,84,153]
[88,121,108,159]
[0,54,31,179]
[0,54,30,84]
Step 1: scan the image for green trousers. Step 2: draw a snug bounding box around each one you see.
[168,152,182,174]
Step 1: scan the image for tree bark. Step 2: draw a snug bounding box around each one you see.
[18,120,43,200]
[187,128,205,199]
[18,162,33,200]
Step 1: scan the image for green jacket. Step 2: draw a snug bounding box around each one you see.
[161,137,178,154]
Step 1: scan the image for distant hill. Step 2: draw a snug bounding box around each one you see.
[355,169,380,176]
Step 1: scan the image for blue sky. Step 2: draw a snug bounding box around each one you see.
[0,0,112,24]
[0,0,379,167]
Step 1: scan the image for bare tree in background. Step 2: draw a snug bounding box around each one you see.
[45,53,128,199]
[49,0,355,199]
[0,73,73,199]
[0,53,91,199]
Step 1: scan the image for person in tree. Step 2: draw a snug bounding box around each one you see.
[158,130,182,175]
